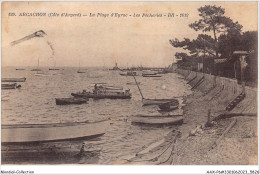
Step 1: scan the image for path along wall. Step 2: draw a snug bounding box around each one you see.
[176,69,257,115]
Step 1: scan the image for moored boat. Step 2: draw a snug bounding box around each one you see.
[1,120,109,164]
[16,68,25,70]
[142,98,178,106]
[126,82,140,85]
[158,100,179,111]
[142,74,162,77]
[120,71,137,76]
[135,114,182,118]
[142,71,162,77]
[1,143,101,164]
[49,68,60,70]
[131,116,183,126]
[2,120,109,144]
[2,77,26,82]
[31,68,42,71]
[55,97,88,105]
[1,83,21,89]
[71,84,131,99]
[77,70,86,73]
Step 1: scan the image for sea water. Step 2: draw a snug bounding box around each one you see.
[1,67,192,164]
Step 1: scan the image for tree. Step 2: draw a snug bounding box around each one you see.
[170,34,216,57]
[189,5,242,57]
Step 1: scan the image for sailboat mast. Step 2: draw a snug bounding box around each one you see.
[37,57,39,73]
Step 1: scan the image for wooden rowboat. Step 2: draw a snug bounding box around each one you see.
[135,114,182,118]
[55,98,88,105]
[2,77,26,82]
[2,120,110,144]
[142,74,162,77]
[142,98,178,106]
[1,83,21,89]
[158,100,179,111]
[131,116,183,126]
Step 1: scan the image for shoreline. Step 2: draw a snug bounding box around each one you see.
[170,69,258,165]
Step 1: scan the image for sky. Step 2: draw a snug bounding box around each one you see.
[1,1,258,67]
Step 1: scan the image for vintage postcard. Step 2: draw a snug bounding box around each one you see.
[1,1,258,174]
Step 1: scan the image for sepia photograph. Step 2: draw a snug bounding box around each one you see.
[1,1,258,174]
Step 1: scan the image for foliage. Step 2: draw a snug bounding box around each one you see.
[170,5,243,63]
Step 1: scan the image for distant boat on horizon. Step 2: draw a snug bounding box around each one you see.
[31,57,42,72]
[77,61,86,73]
[49,61,60,70]
[32,57,47,76]
[16,68,25,70]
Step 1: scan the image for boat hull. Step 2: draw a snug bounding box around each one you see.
[1,78,26,82]
[131,116,183,127]
[1,83,21,89]
[142,98,178,106]
[135,114,182,118]
[71,93,131,99]
[142,75,162,77]
[2,120,109,144]
[2,144,100,164]
[55,98,87,105]
[158,101,179,111]
[49,68,60,70]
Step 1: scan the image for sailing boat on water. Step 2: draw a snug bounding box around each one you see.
[31,57,42,72]
[49,61,59,70]
[77,61,85,73]
[132,74,178,106]
[32,57,47,76]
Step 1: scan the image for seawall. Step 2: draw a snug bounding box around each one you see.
[171,68,258,165]
[176,69,257,115]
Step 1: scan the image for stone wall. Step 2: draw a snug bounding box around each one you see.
[176,69,257,114]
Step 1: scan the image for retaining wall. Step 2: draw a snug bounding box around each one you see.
[177,69,257,114]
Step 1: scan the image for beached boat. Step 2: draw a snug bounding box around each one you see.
[2,77,26,82]
[142,72,155,75]
[55,98,88,105]
[135,114,182,118]
[71,84,131,99]
[2,120,109,164]
[1,83,21,90]
[142,74,162,77]
[131,116,183,126]
[2,120,110,144]
[142,98,178,106]
[158,100,179,111]
[2,143,101,164]
[120,71,137,76]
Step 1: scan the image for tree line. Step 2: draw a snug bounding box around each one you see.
[169,5,257,84]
